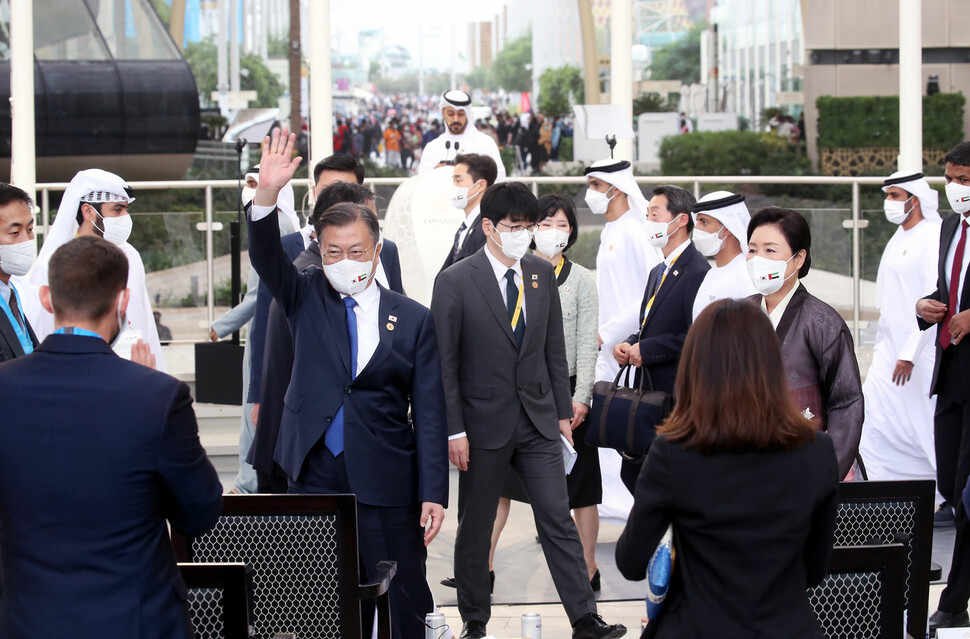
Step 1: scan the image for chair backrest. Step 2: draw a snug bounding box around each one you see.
[808,544,906,639]
[834,480,934,639]
[171,494,363,639]
[178,562,251,639]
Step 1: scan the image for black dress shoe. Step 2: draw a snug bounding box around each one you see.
[929,609,970,636]
[572,613,627,639]
[590,568,601,592]
[440,571,495,593]
[936,503,955,527]
[459,620,487,639]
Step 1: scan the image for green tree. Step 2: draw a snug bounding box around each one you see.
[538,65,584,119]
[466,65,495,92]
[492,33,532,93]
[150,0,171,27]
[649,23,704,84]
[184,39,285,109]
[633,93,674,116]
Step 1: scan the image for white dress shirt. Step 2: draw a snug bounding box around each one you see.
[761,280,801,329]
[342,281,381,377]
[944,214,970,308]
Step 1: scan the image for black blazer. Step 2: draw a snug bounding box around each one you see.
[0,335,222,638]
[431,248,573,448]
[616,433,839,639]
[918,212,970,398]
[0,295,38,363]
[625,243,709,394]
[439,214,487,273]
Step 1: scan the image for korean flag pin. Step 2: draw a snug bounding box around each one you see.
[387,315,398,331]
[531,273,539,288]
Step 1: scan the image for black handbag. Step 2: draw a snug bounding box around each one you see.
[585,365,673,456]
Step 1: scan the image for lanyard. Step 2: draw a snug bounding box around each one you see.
[0,284,33,355]
[554,256,565,278]
[642,251,683,326]
[54,327,104,339]
[511,278,524,329]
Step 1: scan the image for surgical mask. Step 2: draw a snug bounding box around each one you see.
[645,218,677,249]
[241,186,257,207]
[0,239,36,276]
[323,258,374,296]
[692,226,725,257]
[747,254,797,296]
[490,229,533,261]
[109,291,133,353]
[883,196,913,225]
[96,212,133,246]
[946,181,970,215]
[584,187,615,215]
[533,229,570,257]
[451,183,478,209]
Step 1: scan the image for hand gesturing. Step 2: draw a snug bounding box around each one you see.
[253,127,303,207]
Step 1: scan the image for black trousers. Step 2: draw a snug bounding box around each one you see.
[289,440,433,639]
[936,347,970,613]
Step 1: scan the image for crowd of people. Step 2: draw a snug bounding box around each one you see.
[3,88,970,639]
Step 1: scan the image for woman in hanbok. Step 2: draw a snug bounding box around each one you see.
[746,207,864,478]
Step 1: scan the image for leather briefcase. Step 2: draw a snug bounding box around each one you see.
[585,365,672,456]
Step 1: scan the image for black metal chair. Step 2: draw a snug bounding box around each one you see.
[171,494,396,639]
[178,562,251,639]
[808,544,907,639]
[835,480,935,638]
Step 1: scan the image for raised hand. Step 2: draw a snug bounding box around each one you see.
[253,127,303,207]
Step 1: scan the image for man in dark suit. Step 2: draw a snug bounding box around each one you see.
[432,182,626,639]
[614,185,709,493]
[249,181,403,493]
[247,129,448,639]
[0,236,222,639]
[0,184,39,363]
[917,142,970,633]
[439,153,497,273]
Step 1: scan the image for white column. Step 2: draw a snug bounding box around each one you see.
[10,0,35,205]
[217,0,229,115]
[610,0,633,161]
[230,0,241,93]
[308,0,333,181]
[898,0,922,173]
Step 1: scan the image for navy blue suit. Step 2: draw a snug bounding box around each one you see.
[0,334,222,639]
[620,242,709,492]
[248,207,447,639]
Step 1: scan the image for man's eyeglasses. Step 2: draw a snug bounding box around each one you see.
[497,221,538,237]
[322,246,375,263]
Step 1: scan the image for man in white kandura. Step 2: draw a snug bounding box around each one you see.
[418,90,506,181]
[30,169,166,370]
[690,191,758,319]
[859,171,941,494]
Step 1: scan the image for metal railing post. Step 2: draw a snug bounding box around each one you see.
[851,180,861,344]
[40,188,49,236]
[531,180,539,197]
[693,180,700,199]
[205,185,215,329]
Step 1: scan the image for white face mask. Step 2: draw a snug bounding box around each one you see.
[0,238,36,276]
[946,181,970,215]
[645,217,677,249]
[96,211,133,246]
[241,186,257,207]
[323,258,374,296]
[109,291,129,349]
[533,228,570,257]
[451,182,479,210]
[692,225,725,257]
[747,254,798,296]
[490,228,533,261]
[883,196,913,225]
[584,186,614,215]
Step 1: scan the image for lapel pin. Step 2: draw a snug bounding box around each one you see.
[386,322,395,331]
[673,270,680,276]
[531,274,538,280]
[389,315,398,322]
[532,282,539,288]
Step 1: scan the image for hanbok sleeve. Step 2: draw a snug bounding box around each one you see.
[816,315,864,478]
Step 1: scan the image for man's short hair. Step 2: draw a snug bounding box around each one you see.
[48,237,128,322]
[313,154,365,184]
[0,183,33,211]
[454,153,498,187]
[652,185,696,233]
[944,142,970,168]
[480,182,538,226]
[311,182,375,235]
[316,202,380,247]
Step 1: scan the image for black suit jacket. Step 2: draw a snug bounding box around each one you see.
[439,214,487,273]
[625,243,710,394]
[0,335,222,639]
[248,207,448,507]
[918,212,970,398]
[616,434,839,639]
[0,293,38,363]
[431,248,573,448]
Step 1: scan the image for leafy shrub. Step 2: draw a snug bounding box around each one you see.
[816,93,964,150]
[659,131,811,177]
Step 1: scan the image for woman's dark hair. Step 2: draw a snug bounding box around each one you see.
[747,206,812,278]
[480,182,538,226]
[535,194,579,251]
[658,298,815,453]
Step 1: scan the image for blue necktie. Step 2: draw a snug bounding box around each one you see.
[325,297,358,456]
[452,221,467,258]
[653,262,667,296]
